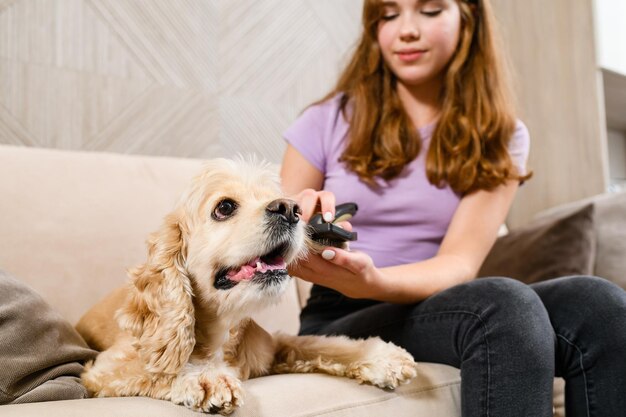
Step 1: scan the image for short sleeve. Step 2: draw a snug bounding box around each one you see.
[283,98,340,174]
[508,120,531,176]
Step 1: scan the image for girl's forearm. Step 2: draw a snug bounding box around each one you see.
[375,255,477,304]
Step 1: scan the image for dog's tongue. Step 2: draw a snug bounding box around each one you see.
[227,257,286,282]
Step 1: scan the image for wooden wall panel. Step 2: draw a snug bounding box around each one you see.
[0,0,362,161]
[492,0,608,226]
[0,0,610,225]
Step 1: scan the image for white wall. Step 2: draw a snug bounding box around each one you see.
[608,129,626,191]
[594,0,626,75]
[594,0,626,192]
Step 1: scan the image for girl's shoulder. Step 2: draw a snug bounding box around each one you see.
[300,92,347,122]
[509,119,531,176]
[283,93,350,173]
[285,93,349,140]
[513,119,530,137]
[510,119,530,149]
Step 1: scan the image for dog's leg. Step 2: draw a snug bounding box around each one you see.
[271,333,417,389]
[81,336,177,399]
[169,360,244,415]
[222,318,276,380]
[82,336,243,415]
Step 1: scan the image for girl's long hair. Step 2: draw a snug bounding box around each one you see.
[317,0,531,194]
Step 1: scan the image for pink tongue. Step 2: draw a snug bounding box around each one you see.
[226,257,286,282]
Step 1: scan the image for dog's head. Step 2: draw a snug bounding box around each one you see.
[119,157,307,374]
[178,157,307,314]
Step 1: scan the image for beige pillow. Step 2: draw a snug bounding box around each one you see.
[478,204,596,284]
[0,270,97,404]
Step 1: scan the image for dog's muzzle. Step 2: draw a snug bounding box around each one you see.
[213,241,292,290]
[213,200,304,291]
[265,199,301,225]
[263,198,302,246]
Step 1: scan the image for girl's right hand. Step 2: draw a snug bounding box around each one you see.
[292,188,337,223]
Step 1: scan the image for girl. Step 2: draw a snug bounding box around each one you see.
[280,0,626,416]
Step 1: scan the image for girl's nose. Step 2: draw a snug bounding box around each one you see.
[399,17,420,41]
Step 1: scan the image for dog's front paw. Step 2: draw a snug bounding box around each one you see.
[347,338,418,389]
[172,368,244,414]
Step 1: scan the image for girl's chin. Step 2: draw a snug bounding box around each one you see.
[394,72,440,89]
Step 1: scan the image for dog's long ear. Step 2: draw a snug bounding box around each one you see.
[116,210,195,374]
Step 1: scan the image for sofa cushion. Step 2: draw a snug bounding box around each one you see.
[533,191,626,289]
[0,146,200,324]
[478,204,596,284]
[0,145,302,334]
[0,364,462,417]
[0,270,97,405]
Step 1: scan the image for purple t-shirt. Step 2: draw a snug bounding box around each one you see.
[283,94,530,268]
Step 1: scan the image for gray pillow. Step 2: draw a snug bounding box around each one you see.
[478,204,596,284]
[533,191,626,289]
[0,270,97,404]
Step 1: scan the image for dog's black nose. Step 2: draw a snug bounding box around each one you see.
[266,199,301,225]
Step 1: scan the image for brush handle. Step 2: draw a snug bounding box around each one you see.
[309,202,358,226]
[308,202,358,245]
[333,202,358,223]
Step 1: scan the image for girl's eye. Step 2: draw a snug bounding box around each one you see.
[421,9,443,17]
[381,13,399,21]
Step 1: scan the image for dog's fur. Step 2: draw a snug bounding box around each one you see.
[76,158,417,414]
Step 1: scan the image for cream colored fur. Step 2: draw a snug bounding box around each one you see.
[76,158,417,414]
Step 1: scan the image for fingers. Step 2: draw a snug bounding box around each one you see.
[320,248,368,275]
[290,250,374,300]
[297,189,320,222]
[334,221,353,232]
[293,189,337,223]
[317,191,336,222]
[287,257,333,286]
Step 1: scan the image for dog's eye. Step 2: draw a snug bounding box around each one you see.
[213,199,238,220]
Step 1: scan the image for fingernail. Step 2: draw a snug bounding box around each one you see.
[323,212,334,222]
[322,249,336,260]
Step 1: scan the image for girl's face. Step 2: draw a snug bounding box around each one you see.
[377,0,462,88]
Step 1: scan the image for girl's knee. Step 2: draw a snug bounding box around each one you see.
[452,279,554,368]
[546,275,626,314]
[453,277,553,342]
[463,277,546,313]
[557,275,623,297]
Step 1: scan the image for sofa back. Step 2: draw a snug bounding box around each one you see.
[0,145,302,334]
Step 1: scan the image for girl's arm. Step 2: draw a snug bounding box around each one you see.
[374,180,519,302]
[291,180,520,304]
[280,144,338,222]
[282,144,520,304]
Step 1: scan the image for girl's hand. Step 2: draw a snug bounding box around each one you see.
[289,247,385,300]
[292,188,337,223]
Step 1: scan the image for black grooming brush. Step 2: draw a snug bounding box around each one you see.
[308,202,358,248]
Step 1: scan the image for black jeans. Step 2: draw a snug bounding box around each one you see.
[299,276,626,417]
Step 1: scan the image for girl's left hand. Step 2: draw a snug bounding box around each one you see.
[288,247,385,300]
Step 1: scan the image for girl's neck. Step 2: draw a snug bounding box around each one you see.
[396,78,443,129]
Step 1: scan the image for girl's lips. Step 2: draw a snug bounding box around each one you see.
[396,50,426,62]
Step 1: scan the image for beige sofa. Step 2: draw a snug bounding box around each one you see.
[1,144,624,416]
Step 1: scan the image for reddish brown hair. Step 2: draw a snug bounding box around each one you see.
[317,0,531,193]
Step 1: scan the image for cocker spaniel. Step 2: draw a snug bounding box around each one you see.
[76,158,417,414]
